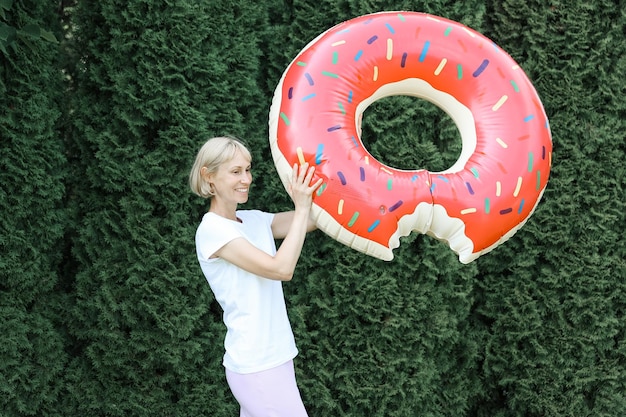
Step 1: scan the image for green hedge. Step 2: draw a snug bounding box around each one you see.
[1,1,67,416]
[1,0,624,416]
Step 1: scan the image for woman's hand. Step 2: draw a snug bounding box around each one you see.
[289,162,323,211]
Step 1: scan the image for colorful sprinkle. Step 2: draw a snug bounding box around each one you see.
[444,26,453,36]
[348,212,359,227]
[496,181,502,197]
[316,183,326,196]
[348,90,353,103]
[419,40,430,62]
[359,167,365,181]
[385,23,395,34]
[513,176,523,197]
[302,93,316,101]
[471,167,480,178]
[355,50,363,61]
[327,125,341,132]
[373,66,379,81]
[518,199,525,214]
[367,35,378,44]
[397,13,406,22]
[322,71,339,78]
[381,167,393,175]
[492,95,508,111]
[387,178,393,190]
[332,51,339,64]
[288,87,293,99]
[536,170,542,190]
[436,175,449,182]
[458,40,467,53]
[337,171,347,185]
[473,59,490,77]
[296,61,306,67]
[466,182,475,195]
[510,80,520,92]
[524,115,535,122]
[315,144,324,164]
[338,199,344,215]
[386,38,393,60]
[528,152,534,172]
[461,208,477,215]
[280,112,290,126]
[304,73,314,86]
[496,137,508,148]
[485,198,491,214]
[331,40,346,47]
[297,147,305,165]
[389,200,403,212]
[338,102,346,114]
[401,52,408,68]
[500,208,513,215]
[457,64,463,80]
[434,58,447,75]
[367,219,381,232]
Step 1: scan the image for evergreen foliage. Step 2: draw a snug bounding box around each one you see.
[1,0,624,416]
[0,1,67,416]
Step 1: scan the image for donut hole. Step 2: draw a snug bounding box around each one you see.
[359,95,462,172]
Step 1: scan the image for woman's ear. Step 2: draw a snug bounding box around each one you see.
[200,167,211,182]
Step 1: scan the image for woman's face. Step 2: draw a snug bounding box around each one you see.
[208,150,252,206]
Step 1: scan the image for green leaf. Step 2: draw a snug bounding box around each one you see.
[19,36,36,54]
[21,23,40,38]
[0,21,10,40]
[0,0,11,20]
[0,21,15,41]
[40,29,58,43]
[0,0,13,11]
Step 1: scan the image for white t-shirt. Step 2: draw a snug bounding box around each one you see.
[195,210,298,374]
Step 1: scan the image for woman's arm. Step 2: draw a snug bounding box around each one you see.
[214,163,322,281]
[271,211,317,239]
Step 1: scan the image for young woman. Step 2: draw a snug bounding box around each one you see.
[189,136,322,417]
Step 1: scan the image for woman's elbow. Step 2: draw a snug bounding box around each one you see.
[274,270,294,281]
[257,263,294,281]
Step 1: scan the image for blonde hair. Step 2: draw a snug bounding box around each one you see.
[189,136,252,198]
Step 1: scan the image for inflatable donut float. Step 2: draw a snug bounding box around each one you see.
[269,11,552,263]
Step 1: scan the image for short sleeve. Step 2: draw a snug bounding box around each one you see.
[195,214,243,262]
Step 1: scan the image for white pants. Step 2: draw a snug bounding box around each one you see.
[225,360,309,417]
